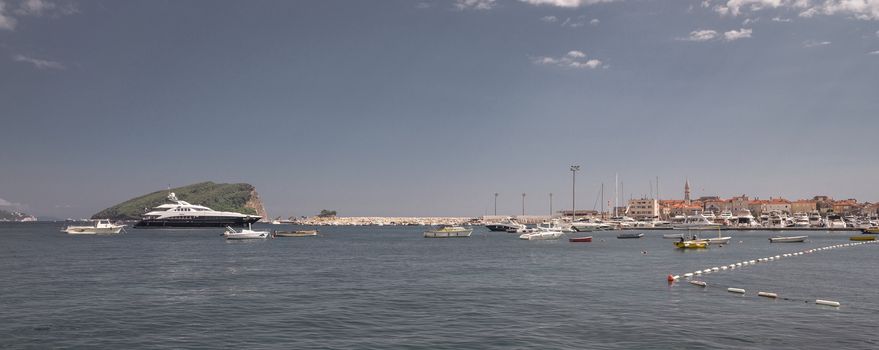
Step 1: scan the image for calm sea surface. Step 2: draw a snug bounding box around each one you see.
[1,223,878,349]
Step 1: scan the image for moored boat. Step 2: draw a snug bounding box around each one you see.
[223,224,269,240]
[674,240,708,249]
[850,235,875,241]
[519,230,563,240]
[424,226,472,238]
[768,235,807,243]
[617,232,644,239]
[63,219,125,234]
[862,227,879,234]
[568,236,593,243]
[273,230,318,237]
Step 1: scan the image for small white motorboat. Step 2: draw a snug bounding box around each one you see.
[519,230,564,240]
[63,219,125,234]
[224,224,269,240]
[424,226,472,238]
[705,237,731,244]
[663,233,684,239]
[769,236,807,243]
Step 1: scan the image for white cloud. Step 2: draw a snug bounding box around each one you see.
[454,0,496,10]
[771,16,792,22]
[876,29,879,37]
[803,40,831,47]
[869,50,879,54]
[520,0,617,7]
[710,0,879,21]
[724,27,753,40]
[681,29,719,41]
[415,2,431,9]
[533,50,606,69]
[540,15,558,22]
[13,54,65,70]
[14,0,77,17]
[0,0,16,30]
[0,197,23,208]
[590,18,600,25]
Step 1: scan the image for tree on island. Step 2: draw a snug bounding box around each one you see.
[317,209,337,218]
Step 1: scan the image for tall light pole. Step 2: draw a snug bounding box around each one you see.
[521,193,526,216]
[570,165,580,222]
[494,193,498,216]
[549,193,553,217]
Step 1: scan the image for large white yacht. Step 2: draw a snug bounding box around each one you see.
[135,192,262,228]
[733,209,761,227]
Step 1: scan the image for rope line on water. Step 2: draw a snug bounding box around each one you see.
[667,240,878,308]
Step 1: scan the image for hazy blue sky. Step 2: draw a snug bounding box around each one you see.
[1,0,878,218]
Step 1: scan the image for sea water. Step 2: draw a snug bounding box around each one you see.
[1,223,877,349]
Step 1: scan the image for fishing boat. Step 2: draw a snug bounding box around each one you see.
[850,235,876,241]
[424,226,472,238]
[519,230,563,240]
[223,224,269,240]
[63,219,125,234]
[617,232,644,239]
[674,240,708,249]
[768,235,807,243]
[568,236,593,243]
[273,230,318,237]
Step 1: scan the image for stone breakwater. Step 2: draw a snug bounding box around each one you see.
[297,217,477,226]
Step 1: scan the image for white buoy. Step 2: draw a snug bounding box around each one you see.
[736,262,743,266]
[758,291,778,298]
[694,271,702,275]
[703,269,712,274]
[712,267,720,272]
[689,280,707,287]
[721,266,728,270]
[729,264,736,269]
[814,299,840,307]
[727,288,746,294]
[774,255,781,259]
[684,272,694,278]
[749,260,756,264]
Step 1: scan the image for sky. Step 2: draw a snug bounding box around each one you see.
[1,0,878,218]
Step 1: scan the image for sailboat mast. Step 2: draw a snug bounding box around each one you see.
[614,173,618,217]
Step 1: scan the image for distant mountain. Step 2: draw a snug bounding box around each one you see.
[0,209,37,222]
[92,181,268,221]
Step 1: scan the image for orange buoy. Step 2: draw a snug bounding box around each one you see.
[667,274,675,282]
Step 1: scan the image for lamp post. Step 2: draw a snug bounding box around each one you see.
[549,193,553,217]
[521,193,526,216]
[494,193,498,216]
[570,165,580,222]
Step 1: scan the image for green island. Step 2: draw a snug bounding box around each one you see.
[92,181,265,220]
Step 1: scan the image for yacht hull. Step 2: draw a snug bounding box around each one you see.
[135,216,261,228]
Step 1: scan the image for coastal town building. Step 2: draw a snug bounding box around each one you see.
[791,200,817,214]
[832,199,859,215]
[626,198,659,220]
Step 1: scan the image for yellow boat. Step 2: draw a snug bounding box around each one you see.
[861,227,879,234]
[850,235,876,241]
[674,240,708,249]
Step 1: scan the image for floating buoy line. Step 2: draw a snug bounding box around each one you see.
[666,240,878,308]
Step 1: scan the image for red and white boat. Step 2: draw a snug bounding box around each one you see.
[568,236,593,243]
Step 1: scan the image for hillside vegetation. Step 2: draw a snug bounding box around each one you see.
[92,182,260,220]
